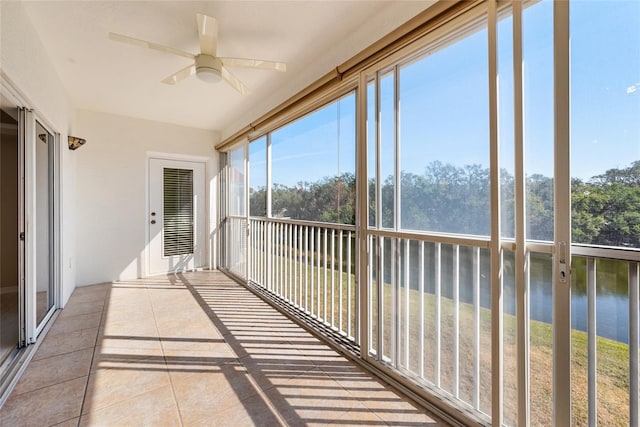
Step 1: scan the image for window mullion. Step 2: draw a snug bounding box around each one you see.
[488,0,504,425]
[512,0,530,425]
[552,0,572,424]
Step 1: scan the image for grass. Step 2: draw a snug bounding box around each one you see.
[249,245,631,426]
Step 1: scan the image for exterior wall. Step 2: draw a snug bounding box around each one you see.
[74,110,219,287]
[0,1,76,306]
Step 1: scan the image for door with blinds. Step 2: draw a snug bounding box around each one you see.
[148,158,205,275]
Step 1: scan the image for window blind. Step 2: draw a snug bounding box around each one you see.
[163,168,194,256]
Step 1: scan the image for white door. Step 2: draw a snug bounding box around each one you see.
[148,158,206,275]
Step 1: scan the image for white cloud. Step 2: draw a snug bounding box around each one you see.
[627,83,639,94]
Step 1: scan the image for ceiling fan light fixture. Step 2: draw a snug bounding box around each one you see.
[195,54,222,83]
[196,68,221,83]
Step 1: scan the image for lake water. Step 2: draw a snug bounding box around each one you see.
[378,241,635,344]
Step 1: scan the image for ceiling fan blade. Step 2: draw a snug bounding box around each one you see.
[109,32,194,60]
[197,13,218,56]
[161,65,196,85]
[219,57,287,72]
[221,67,250,95]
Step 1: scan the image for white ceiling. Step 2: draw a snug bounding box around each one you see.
[22,1,433,138]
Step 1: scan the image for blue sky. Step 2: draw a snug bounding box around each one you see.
[249,0,639,188]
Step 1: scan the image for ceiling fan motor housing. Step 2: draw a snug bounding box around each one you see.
[195,54,222,83]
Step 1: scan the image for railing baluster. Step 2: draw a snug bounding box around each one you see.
[299,225,304,308]
[279,222,283,293]
[404,239,410,369]
[473,246,481,409]
[258,220,261,284]
[293,225,298,306]
[331,228,336,328]
[588,256,597,426]
[275,224,283,294]
[419,241,425,379]
[280,223,284,296]
[339,229,344,333]
[304,226,311,312]
[310,226,315,317]
[347,231,352,338]
[249,220,253,282]
[378,236,384,361]
[288,223,293,302]
[453,244,460,398]
[317,227,321,317]
[269,221,272,290]
[435,242,441,387]
[630,261,639,426]
[281,223,285,296]
[324,228,328,323]
[391,237,397,366]
[272,222,277,292]
[369,234,375,354]
[254,220,258,284]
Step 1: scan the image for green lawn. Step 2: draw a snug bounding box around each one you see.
[250,245,630,426]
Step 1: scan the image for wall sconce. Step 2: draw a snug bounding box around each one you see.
[68,135,86,150]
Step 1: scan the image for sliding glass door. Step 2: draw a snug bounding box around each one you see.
[0,96,22,367]
[34,121,55,328]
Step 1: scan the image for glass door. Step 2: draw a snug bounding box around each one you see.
[223,145,248,279]
[0,96,22,366]
[34,120,55,330]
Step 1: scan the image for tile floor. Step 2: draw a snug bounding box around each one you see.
[0,271,449,426]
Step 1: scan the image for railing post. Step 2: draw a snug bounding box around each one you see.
[587,257,597,426]
[630,261,639,426]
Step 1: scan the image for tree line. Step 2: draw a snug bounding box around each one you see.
[249,160,639,248]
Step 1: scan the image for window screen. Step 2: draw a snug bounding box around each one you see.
[163,168,194,256]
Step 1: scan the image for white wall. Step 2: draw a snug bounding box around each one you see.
[74,110,219,287]
[1,1,76,306]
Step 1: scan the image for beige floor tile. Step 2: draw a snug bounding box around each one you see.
[99,303,155,324]
[197,392,285,427]
[82,362,171,413]
[263,368,359,425]
[33,327,99,361]
[146,287,194,303]
[364,395,443,426]
[79,385,180,427]
[91,345,164,372]
[52,418,80,427]
[170,364,260,419]
[160,338,237,359]
[239,352,318,391]
[154,316,220,339]
[48,312,102,336]
[68,284,109,303]
[326,402,387,426]
[95,323,162,349]
[59,300,105,319]
[98,317,159,343]
[13,348,93,395]
[0,377,86,427]
[373,408,446,426]
[104,293,153,307]
[1,272,450,427]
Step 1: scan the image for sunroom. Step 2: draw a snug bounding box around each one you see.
[0,0,638,426]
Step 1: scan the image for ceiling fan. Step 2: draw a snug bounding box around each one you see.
[108,13,286,95]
